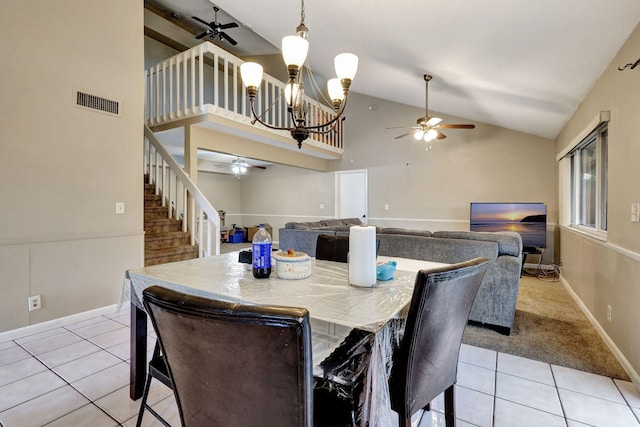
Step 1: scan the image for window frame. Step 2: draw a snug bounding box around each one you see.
[568,123,608,239]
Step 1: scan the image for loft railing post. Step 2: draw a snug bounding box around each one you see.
[190,49,196,114]
[223,57,229,111]
[169,57,174,120]
[198,45,204,111]
[233,61,238,114]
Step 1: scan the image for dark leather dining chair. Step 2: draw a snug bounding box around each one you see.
[135,340,172,426]
[316,235,350,262]
[389,257,490,427]
[141,285,313,427]
[315,235,379,263]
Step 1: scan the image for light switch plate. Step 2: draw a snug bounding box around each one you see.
[632,203,640,223]
[116,202,125,215]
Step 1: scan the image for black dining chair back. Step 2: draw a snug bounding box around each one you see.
[389,257,490,427]
[315,235,380,263]
[142,285,313,427]
[316,235,350,262]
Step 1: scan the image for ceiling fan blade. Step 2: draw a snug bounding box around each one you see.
[394,130,418,140]
[438,124,476,129]
[426,117,442,126]
[386,125,421,130]
[436,131,447,139]
[192,16,212,27]
[219,22,239,29]
[220,32,238,45]
[195,31,210,39]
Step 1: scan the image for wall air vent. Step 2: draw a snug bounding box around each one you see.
[74,90,120,116]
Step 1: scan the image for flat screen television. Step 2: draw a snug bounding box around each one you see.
[470,202,547,250]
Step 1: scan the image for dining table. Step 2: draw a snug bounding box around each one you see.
[123,252,447,426]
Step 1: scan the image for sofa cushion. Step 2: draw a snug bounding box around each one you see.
[321,219,344,227]
[378,228,432,238]
[432,231,521,257]
[285,221,325,229]
[341,218,363,226]
[377,234,499,264]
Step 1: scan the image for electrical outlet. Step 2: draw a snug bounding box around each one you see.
[28,295,42,311]
[607,305,612,322]
[115,202,125,215]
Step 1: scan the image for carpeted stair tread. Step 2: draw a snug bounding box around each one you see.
[143,175,199,266]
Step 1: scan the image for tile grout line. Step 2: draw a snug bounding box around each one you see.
[3,318,125,426]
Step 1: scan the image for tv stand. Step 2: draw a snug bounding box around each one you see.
[522,247,544,275]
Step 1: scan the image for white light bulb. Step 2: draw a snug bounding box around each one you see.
[414,130,425,140]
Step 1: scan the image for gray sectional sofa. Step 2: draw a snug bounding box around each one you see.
[279,220,523,334]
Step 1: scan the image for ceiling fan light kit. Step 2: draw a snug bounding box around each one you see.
[240,0,358,149]
[390,74,475,150]
[231,158,249,177]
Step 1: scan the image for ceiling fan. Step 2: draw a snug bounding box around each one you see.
[192,6,239,45]
[389,74,475,150]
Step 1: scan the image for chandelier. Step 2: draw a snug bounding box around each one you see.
[239,0,358,149]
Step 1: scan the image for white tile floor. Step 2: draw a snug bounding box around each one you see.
[1,306,639,427]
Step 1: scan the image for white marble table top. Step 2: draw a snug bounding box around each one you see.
[125,253,447,333]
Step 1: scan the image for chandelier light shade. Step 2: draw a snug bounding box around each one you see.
[284,83,302,106]
[239,0,358,149]
[327,78,344,107]
[282,35,309,69]
[334,53,359,81]
[239,62,264,90]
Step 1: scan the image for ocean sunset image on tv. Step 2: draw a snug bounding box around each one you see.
[470,202,547,249]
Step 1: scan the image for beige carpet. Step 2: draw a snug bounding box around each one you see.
[463,272,630,380]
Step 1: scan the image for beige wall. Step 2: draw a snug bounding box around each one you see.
[199,90,558,264]
[336,92,557,248]
[0,0,144,331]
[555,23,640,382]
[197,171,243,227]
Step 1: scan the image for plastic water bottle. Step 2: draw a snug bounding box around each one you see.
[252,224,272,278]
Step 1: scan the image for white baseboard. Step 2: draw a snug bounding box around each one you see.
[0,304,122,342]
[559,275,640,389]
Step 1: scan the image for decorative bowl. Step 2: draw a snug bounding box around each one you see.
[273,250,311,280]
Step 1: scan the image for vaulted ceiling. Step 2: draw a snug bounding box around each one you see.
[148,0,640,140]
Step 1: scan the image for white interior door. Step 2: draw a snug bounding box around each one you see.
[336,170,368,224]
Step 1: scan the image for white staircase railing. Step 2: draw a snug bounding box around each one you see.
[144,41,343,153]
[144,125,220,257]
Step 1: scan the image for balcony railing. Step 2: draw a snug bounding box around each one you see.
[145,41,343,153]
